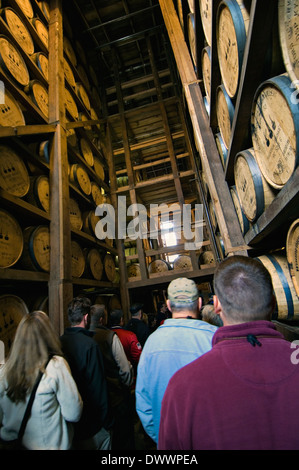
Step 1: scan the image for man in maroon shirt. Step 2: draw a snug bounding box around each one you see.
[159,255,299,450]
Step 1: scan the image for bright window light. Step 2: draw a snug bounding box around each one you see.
[160,220,178,263]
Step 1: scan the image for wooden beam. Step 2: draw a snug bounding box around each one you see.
[159,0,247,257]
[115,152,188,173]
[107,95,178,121]
[113,130,184,155]
[114,169,194,194]
[48,0,73,334]
[112,49,149,283]
[106,69,170,95]
[0,124,56,138]
[147,36,185,208]
[126,265,215,289]
[105,122,130,315]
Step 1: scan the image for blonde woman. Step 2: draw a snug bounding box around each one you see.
[0,311,83,450]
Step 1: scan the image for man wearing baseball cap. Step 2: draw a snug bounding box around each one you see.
[135,277,218,445]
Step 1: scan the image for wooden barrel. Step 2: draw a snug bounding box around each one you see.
[286,219,299,297]
[80,137,94,167]
[199,0,212,45]
[278,0,299,93]
[63,36,77,67]
[230,185,250,234]
[2,7,34,55]
[71,239,85,278]
[38,140,49,163]
[75,40,87,66]
[0,144,30,197]
[109,294,121,310]
[37,1,50,21]
[257,253,299,320]
[104,253,116,282]
[0,88,25,126]
[251,73,299,189]
[63,15,73,40]
[31,295,48,314]
[93,156,105,181]
[65,117,77,146]
[26,175,50,212]
[82,210,100,236]
[173,255,192,271]
[117,176,128,187]
[20,225,50,272]
[94,295,108,309]
[25,80,49,118]
[188,13,196,66]
[84,247,103,280]
[76,82,90,111]
[176,0,184,30]
[234,148,277,222]
[208,199,217,229]
[103,194,111,205]
[79,113,92,132]
[203,95,210,116]
[199,250,215,267]
[0,294,28,354]
[31,17,48,49]
[216,0,250,98]
[0,209,23,268]
[216,232,225,259]
[188,0,194,13]
[127,262,141,278]
[125,246,137,264]
[215,132,228,168]
[90,108,101,130]
[148,259,170,274]
[69,197,83,231]
[91,182,104,206]
[77,64,90,91]
[14,0,34,18]
[0,35,30,88]
[88,63,98,86]
[63,57,76,88]
[69,163,91,195]
[202,46,211,101]
[91,86,102,111]
[216,84,235,149]
[65,87,79,120]
[201,169,209,197]
[32,52,48,80]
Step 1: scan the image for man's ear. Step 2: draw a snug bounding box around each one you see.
[198,297,202,310]
[83,313,90,327]
[213,295,222,316]
[166,299,172,312]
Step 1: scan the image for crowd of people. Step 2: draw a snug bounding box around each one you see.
[1,255,299,450]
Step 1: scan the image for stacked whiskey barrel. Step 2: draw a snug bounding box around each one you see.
[0,0,116,356]
[194,0,299,319]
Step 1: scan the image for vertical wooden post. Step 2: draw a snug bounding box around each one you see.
[105,121,130,317]
[146,36,185,208]
[112,50,148,282]
[48,0,73,334]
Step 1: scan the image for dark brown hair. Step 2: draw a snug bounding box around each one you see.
[213,255,274,323]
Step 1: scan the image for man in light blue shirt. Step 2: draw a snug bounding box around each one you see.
[135,277,218,444]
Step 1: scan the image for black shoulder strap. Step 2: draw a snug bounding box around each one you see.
[18,356,52,440]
